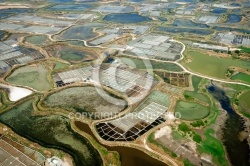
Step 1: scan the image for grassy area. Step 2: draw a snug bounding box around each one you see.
[238,90,250,117]
[190,120,205,127]
[191,75,202,93]
[147,90,170,107]
[198,129,227,166]
[175,100,210,120]
[231,72,250,83]
[172,130,183,141]
[46,45,96,63]
[24,35,49,45]
[147,132,177,158]
[44,86,126,119]
[183,49,250,79]
[0,90,11,111]
[60,49,88,62]
[184,75,210,104]
[239,46,250,53]
[178,122,191,132]
[183,159,195,166]
[192,132,202,143]
[54,62,69,70]
[226,83,250,92]
[0,99,103,166]
[118,57,183,72]
[6,65,52,91]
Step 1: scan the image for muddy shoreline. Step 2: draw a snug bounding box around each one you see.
[75,121,167,166]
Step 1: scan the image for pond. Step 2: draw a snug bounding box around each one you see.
[227,14,241,23]
[230,3,241,7]
[0,8,31,13]
[213,26,250,34]
[173,19,209,28]
[166,3,181,10]
[0,99,103,166]
[44,86,126,119]
[75,121,167,166]
[0,30,6,40]
[176,0,196,3]
[55,23,105,41]
[103,13,152,24]
[57,47,95,62]
[175,100,210,120]
[211,8,228,14]
[128,0,144,2]
[48,4,93,11]
[48,0,75,2]
[60,49,90,62]
[158,17,168,21]
[46,45,96,62]
[24,35,50,45]
[157,26,213,36]
[6,65,52,91]
[243,2,250,7]
[0,13,12,19]
[207,85,249,166]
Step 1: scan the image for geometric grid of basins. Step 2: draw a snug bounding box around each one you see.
[96,91,170,141]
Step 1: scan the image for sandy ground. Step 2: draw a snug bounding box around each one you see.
[63,156,73,166]
[155,126,172,140]
[0,5,30,10]
[0,83,32,101]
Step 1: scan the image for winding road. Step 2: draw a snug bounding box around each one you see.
[48,33,250,166]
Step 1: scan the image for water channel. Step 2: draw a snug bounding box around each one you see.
[207,85,249,166]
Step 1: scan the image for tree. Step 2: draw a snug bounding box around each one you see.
[235,50,240,54]
[193,134,202,143]
[178,122,191,132]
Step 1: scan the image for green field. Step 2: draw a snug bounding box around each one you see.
[147,91,170,107]
[134,91,170,114]
[45,86,126,119]
[239,90,250,117]
[60,49,87,61]
[231,73,250,83]
[198,129,227,166]
[58,48,94,62]
[6,65,52,91]
[239,46,250,53]
[175,100,210,120]
[47,45,96,63]
[183,50,250,79]
[184,75,210,104]
[54,62,69,70]
[0,99,102,166]
[190,75,202,93]
[25,35,49,45]
[119,57,183,72]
